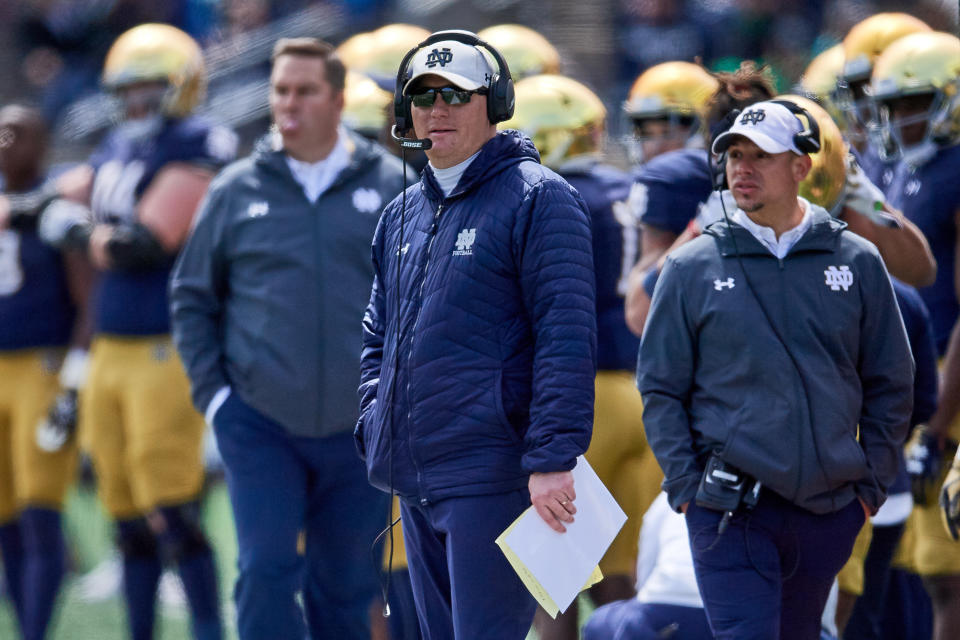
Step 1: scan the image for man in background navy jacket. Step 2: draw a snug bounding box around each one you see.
[171,38,405,640]
[357,31,596,639]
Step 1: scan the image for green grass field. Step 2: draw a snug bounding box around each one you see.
[0,482,240,640]
[0,483,576,639]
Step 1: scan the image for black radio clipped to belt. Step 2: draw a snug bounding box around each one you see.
[696,450,762,535]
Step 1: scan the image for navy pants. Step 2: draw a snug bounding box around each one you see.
[582,600,713,640]
[213,393,388,640]
[685,492,865,640]
[399,490,537,640]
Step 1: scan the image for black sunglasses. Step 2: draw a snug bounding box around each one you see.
[410,86,488,108]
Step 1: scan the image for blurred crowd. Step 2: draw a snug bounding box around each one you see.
[0,0,955,162]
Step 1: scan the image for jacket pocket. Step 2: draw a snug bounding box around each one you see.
[830,432,870,484]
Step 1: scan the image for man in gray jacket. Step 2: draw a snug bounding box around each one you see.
[637,99,913,640]
[170,38,405,640]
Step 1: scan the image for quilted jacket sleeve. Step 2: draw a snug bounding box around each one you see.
[514,178,597,474]
[357,208,389,460]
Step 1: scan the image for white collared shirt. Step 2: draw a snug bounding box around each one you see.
[430,150,480,198]
[732,197,813,259]
[285,130,351,203]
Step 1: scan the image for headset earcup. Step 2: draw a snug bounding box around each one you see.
[486,74,515,124]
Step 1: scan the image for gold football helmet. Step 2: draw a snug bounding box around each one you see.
[624,61,718,163]
[799,45,845,126]
[341,71,392,138]
[477,25,561,80]
[778,94,848,212]
[337,24,430,83]
[500,74,605,169]
[102,23,206,118]
[870,32,960,165]
[837,13,930,134]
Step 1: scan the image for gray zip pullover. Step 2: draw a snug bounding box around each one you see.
[638,203,914,514]
[171,132,407,437]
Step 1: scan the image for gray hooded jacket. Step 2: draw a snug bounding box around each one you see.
[171,131,407,437]
[637,202,913,514]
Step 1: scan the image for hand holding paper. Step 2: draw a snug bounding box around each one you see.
[497,456,627,618]
[529,470,577,532]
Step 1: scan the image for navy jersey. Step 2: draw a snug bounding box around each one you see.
[0,181,75,350]
[885,144,960,355]
[633,148,714,236]
[852,143,897,194]
[89,116,236,336]
[561,162,637,371]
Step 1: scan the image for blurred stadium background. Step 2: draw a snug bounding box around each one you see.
[0,0,957,639]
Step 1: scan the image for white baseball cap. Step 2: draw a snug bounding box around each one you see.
[712,100,805,155]
[403,40,494,94]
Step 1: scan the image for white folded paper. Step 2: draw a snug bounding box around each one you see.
[496,456,627,617]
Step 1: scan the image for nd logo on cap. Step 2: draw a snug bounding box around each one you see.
[739,109,766,125]
[425,48,454,68]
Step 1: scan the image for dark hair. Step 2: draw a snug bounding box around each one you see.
[271,37,346,92]
[705,61,776,131]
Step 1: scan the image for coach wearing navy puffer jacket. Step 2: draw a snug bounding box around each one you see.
[357,32,596,640]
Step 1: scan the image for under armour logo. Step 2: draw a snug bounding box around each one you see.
[425,48,454,68]
[824,265,853,291]
[739,109,766,126]
[453,228,476,256]
[247,202,269,217]
[713,277,735,291]
[397,243,410,256]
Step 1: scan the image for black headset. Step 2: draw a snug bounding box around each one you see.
[711,99,822,189]
[771,99,821,154]
[393,29,515,136]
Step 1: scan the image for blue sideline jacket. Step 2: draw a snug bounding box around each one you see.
[357,131,597,504]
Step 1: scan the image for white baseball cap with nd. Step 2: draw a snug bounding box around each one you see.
[403,40,494,94]
[712,100,808,155]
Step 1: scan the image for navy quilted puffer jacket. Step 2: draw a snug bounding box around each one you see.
[357,131,597,505]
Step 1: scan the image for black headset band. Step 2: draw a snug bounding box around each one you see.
[770,99,821,153]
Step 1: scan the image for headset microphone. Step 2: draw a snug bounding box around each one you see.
[390,124,433,150]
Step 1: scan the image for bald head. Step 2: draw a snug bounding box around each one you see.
[0,104,47,191]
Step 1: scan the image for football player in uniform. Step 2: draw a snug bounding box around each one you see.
[623,61,718,166]
[0,104,91,640]
[624,60,936,337]
[44,24,237,640]
[836,12,931,181]
[476,24,561,80]
[870,30,960,640]
[337,23,431,88]
[623,61,774,336]
[502,73,646,640]
[799,44,845,127]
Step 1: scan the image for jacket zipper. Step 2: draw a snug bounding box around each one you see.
[405,202,444,505]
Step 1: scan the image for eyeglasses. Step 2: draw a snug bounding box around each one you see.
[409,86,488,108]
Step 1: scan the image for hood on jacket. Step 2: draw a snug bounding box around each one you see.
[703,198,847,257]
[421,129,541,202]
